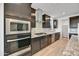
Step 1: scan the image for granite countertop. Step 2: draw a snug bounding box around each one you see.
[31,30,60,38]
[62,35,79,56]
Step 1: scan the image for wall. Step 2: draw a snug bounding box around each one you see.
[50,17,62,32]
[57,17,69,38]
[55,19,62,32]
[78,23,79,40]
[57,14,79,39]
[32,8,43,34]
[50,17,53,30]
[36,8,43,28]
[0,3,4,56]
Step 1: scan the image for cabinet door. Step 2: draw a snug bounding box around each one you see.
[31,38,41,55]
[51,34,55,43]
[43,21,50,28]
[5,3,31,20]
[55,33,60,41]
[42,14,50,28]
[47,35,52,45]
[40,36,48,49]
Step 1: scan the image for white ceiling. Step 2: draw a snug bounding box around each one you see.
[31,3,79,18]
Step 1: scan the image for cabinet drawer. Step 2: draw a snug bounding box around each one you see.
[31,38,41,54]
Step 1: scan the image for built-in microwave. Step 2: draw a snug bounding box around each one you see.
[6,18,31,35]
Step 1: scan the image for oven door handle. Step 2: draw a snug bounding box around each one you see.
[7,36,30,43]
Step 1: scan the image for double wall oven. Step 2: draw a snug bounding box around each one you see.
[5,18,31,56]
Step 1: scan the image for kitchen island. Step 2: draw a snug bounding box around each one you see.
[63,35,79,56]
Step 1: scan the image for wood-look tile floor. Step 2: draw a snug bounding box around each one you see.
[33,38,69,56]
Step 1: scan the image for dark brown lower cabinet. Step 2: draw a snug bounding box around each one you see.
[31,36,52,55]
[55,32,60,41]
[31,36,48,55]
[31,37,41,55]
[47,35,52,45]
[40,36,48,49]
[31,33,60,55]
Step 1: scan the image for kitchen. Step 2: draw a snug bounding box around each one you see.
[4,3,79,56]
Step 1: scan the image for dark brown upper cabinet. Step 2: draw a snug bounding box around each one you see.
[70,16,79,28]
[4,3,31,21]
[31,8,36,28]
[42,14,50,28]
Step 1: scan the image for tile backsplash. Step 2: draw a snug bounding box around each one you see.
[32,28,44,33]
[31,28,52,34]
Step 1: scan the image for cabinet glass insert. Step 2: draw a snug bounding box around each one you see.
[10,22,29,31]
[10,22,17,31]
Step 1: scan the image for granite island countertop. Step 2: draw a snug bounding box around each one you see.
[62,35,79,56]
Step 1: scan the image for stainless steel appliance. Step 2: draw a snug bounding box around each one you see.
[6,18,30,35]
[5,18,31,56]
[5,33,31,56]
